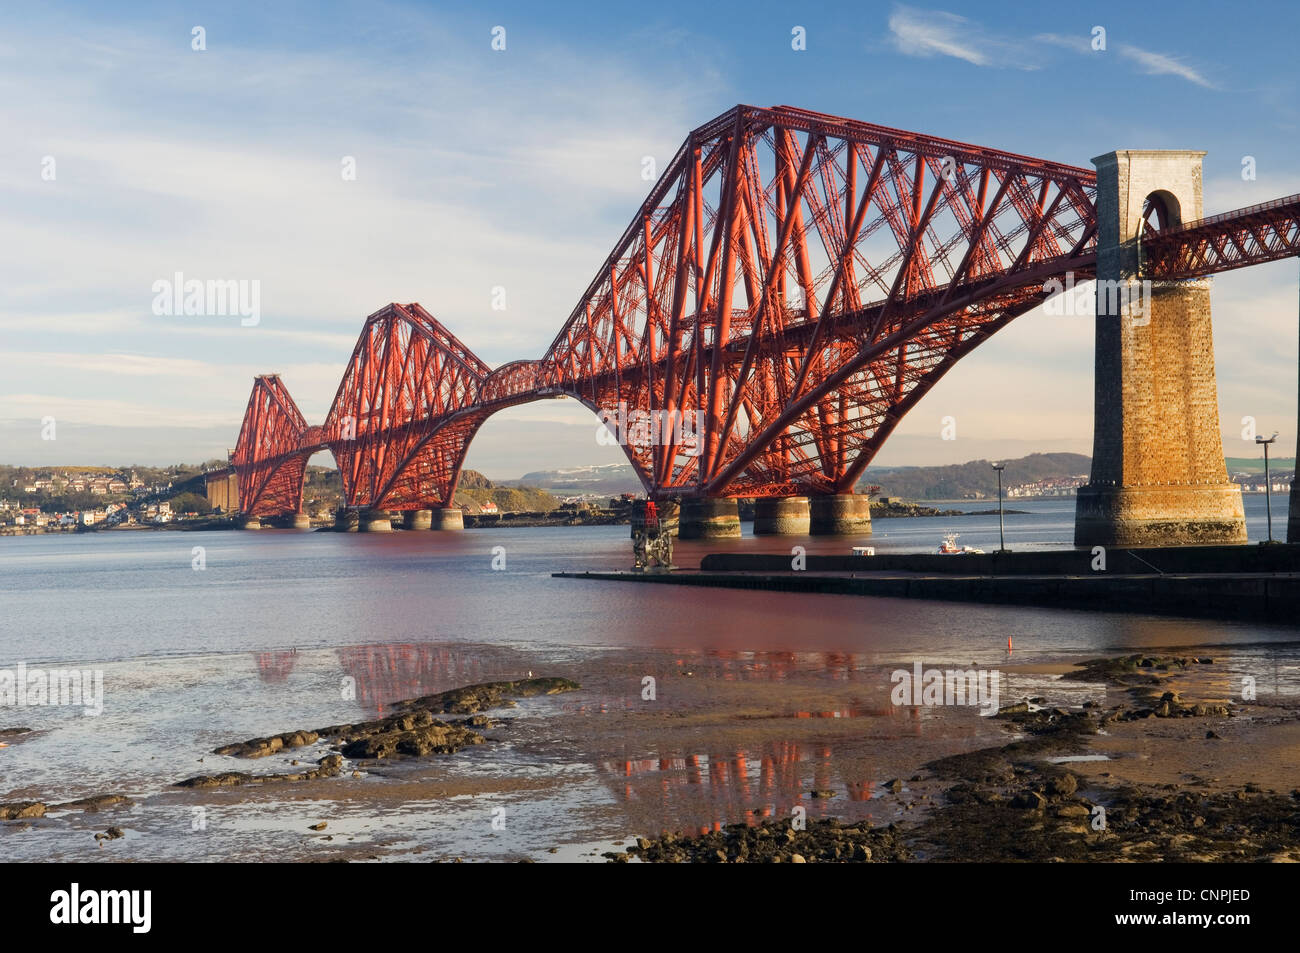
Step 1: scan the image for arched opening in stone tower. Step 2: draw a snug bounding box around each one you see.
[1141,190,1181,237]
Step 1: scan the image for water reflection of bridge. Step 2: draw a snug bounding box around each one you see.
[595,729,923,839]
[334,644,497,712]
[253,645,903,707]
[669,648,868,683]
[253,643,979,837]
[253,643,505,712]
[254,651,298,683]
[570,649,934,838]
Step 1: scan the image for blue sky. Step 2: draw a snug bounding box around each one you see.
[2,0,1298,477]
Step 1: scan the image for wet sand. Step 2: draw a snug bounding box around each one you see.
[3,648,1298,862]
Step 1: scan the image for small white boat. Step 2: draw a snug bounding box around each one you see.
[938,532,983,555]
[850,545,875,556]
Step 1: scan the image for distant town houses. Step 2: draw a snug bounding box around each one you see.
[16,507,46,526]
[1,505,106,531]
[0,499,170,532]
[11,469,146,495]
[1003,473,1293,498]
[19,476,129,494]
[1237,480,1292,493]
[0,464,202,534]
[1005,477,1088,499]
[1228,469,1295,493]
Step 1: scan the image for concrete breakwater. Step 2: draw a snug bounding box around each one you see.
[557,546,1300,625]
[700,543,1300,576]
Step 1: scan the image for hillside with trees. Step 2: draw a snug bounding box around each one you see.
[860,452,1091,501]
[454,470,560,512]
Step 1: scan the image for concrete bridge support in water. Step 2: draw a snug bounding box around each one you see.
[429,507,464,530]
[678,498,742,539]
[337,507,461,531]
[402,509,433,530]
[1075,150,1246,548]
[665,495,869,538]
[260,512,310,527]
[809,494,872,536]
[359,510,393,532]
[752,496,811,535]
[266,513,311,530]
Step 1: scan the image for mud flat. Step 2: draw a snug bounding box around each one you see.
[175,677,580,787]
[2,678,581,851]
[620,654,1300,863]
[4,655,1297,863]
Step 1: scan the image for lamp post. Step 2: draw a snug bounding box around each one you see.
[1257,431,1279,542]
[992,463,1006,553]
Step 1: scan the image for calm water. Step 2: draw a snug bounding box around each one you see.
[1,496,1291,665]
[1,497,1297,860]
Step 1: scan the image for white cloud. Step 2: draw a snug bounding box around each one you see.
[0,350,341,386]
[0,394,235,429]
[1118,44,1215,89]
[887,8,992,66]
[1,351,226,378]
[0,10,722,460]
[1035,32,1092,56]
[889,10,1217,91]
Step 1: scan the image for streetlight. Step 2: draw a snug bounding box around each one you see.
[992,463,1006,553]
[1257,431,1279,542]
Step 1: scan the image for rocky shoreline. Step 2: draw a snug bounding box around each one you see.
[870,501,1029,518]
[614,654,1300,863]
[2,678,580,835]
[175,677,579,788]
[4,656,1296,862]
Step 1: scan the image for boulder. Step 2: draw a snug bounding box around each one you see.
[0,801,46,820]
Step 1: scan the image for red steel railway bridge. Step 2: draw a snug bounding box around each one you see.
[215,105,1300,544]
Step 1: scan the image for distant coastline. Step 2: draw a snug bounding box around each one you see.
[0,499,1033,537]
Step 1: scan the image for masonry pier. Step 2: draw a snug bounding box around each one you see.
[752,497,811,535]
[678,498,741,539]
[1074,150,1246,547]
[809,494,872,536]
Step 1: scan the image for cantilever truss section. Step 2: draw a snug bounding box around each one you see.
[537,105,1100,497]
[228,105,1300,517]
[230,375,313,517]
[324,303,492,511]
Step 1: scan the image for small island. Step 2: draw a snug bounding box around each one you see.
[869,499,1028,519]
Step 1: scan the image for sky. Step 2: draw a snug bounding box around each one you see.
[2,0,1298,479]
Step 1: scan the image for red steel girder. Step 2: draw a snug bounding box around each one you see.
[1142,193,1300,278]
[229,374,316,516]
[227,105,1300,514]
[323,302,491,510]
[538,104,1099,498]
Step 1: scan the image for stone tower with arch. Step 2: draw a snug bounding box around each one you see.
[1074,150,1247,547]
